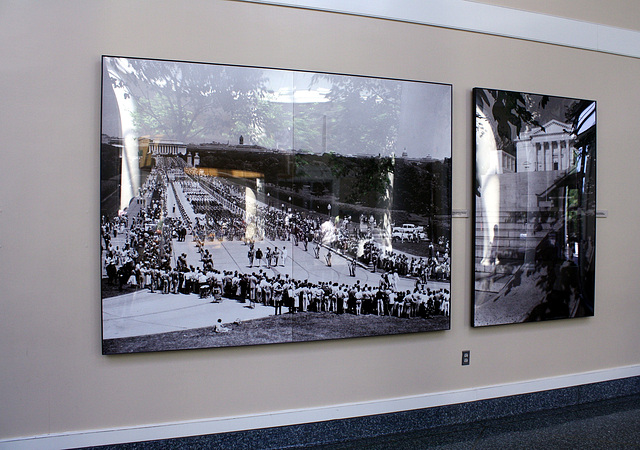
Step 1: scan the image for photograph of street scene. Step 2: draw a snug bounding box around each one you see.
[474,88,596,327]
[101,56,452,353]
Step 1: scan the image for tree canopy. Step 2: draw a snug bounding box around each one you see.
[107,58,279,144]
[106,58,407,155]
[311,74,401,156]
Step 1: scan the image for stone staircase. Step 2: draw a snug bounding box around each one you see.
[474,209,550,294]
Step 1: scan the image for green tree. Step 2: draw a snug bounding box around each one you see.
[475,88,549,149]
[107,58,276,144]
[319,153,393,207]
[311,74,401,155]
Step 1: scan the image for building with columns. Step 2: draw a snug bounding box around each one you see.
[515,120,575,173]
[498,148,516,173]
[148,139,187,157]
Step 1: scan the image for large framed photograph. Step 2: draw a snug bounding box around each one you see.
[101,56,452,354]
[473,88,596,327]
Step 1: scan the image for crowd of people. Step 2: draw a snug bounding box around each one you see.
[101,156,451,321]
[167,155,452,285]
[361,240,450,281]
[208,269,450,319]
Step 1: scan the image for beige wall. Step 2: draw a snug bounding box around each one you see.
[1,0,639,440]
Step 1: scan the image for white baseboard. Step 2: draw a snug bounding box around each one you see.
[2,364,639,450]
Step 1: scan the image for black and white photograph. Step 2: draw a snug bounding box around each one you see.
[473,88,596,327]
[101,56,452,354]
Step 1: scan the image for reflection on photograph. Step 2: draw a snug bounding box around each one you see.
[473,88,596,327]
[100,56,452,353]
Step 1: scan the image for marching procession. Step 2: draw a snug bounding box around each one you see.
[101,155,451,339]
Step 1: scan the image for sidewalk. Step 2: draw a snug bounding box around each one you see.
[102,291,274,339]
[102,236,448,339]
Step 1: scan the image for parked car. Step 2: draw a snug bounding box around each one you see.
[391,223,428,242]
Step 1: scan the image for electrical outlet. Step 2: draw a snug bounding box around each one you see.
[462,350,470,365]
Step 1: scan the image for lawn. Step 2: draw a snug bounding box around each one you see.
[102,311,449,354]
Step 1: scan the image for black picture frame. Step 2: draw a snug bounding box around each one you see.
[101,56,452,353]
[473,87,596,327]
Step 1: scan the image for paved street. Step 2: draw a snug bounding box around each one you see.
[103,234,447,339]
[102,170,450,340]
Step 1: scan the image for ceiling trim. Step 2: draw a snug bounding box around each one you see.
[237,0,640,59]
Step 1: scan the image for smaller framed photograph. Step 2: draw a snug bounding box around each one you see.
[473,88,596,327]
